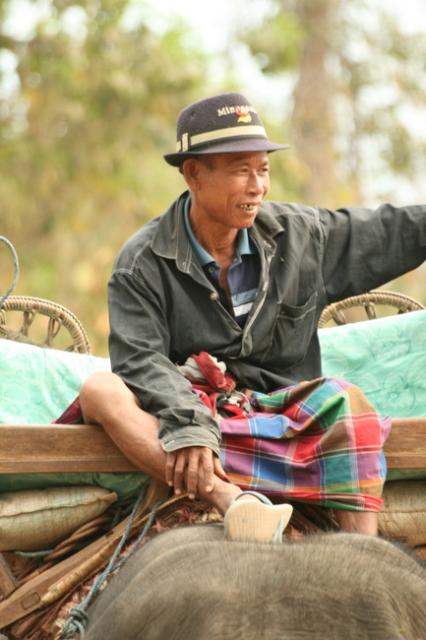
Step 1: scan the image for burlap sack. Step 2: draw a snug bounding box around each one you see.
[379,481,426,546]
[0,486,117,551]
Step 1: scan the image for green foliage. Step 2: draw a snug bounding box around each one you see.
[240,0,426,205]
[243,10,304,73]
[0,0,425,356]
[0,0,208,353]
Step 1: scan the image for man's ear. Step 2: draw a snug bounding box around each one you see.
[182,158,203,190]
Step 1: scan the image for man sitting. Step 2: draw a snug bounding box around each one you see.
[78,92,426,541]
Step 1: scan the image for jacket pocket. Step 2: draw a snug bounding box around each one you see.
[262,291,318,369]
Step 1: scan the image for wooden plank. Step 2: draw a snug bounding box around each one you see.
[0,424,137,473]
[384,417,426,469]
[0,417,425,475]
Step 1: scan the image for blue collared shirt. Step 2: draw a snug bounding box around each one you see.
[184,197,260,327]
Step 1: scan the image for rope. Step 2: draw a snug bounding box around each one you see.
[15,548,54,557]
[0,236,20,309]
[60,488,164,640]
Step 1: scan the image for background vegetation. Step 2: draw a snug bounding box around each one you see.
[1,0,425,354]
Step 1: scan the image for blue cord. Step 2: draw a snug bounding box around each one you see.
[60,489,163,639]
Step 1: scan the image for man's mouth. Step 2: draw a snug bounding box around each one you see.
[239,203,258,212]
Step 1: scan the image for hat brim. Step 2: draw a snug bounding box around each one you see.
[164,138,288,167]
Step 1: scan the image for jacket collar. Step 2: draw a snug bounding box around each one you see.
[150,192,193,276]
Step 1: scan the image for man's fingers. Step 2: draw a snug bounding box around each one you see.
[213,456,228,481]
[173,450,187,495]
[201,449,215,492]
[165,452,176,487]
[186,448,201,499]
[166,447,219,499]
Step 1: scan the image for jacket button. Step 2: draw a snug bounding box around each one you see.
[210,291,219,300]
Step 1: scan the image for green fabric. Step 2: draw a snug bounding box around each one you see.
[319,310,426,484]
[0,338,148,499]
[0,472,149,500]
[386,469,426,481]
[0,310,425,494]
[319,310,426,418]
[0,338,110,424]
[2,312,424,424]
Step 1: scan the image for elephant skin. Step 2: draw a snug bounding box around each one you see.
[85,525,426,640]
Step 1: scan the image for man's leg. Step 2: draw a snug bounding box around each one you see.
[334,510,378,536]
[79,372,293,543]
[220,377,388,537]
[81,373,376,537]
[79,372,242,514]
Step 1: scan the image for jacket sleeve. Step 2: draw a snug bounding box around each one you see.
[319,203,426,302]
[108,267,221,456]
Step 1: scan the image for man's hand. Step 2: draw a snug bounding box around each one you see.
[165,446,227,500]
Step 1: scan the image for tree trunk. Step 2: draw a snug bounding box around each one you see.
[290,0,339,205]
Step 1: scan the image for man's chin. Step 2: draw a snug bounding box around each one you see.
[234,208,258,226]
[239,214,257,228]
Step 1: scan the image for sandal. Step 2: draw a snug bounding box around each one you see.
[224,491,293,544]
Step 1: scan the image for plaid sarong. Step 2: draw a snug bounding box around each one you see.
[218,377,391,512]
[56,355,391,513]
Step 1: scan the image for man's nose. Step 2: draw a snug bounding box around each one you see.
[247,172,265,194]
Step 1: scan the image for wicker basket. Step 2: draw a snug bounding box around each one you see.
[319,290,424,328]
[0,295,91,354]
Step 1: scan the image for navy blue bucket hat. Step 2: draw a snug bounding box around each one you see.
[164,92,288,167]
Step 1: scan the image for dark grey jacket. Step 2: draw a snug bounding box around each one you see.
[108,192,426,454]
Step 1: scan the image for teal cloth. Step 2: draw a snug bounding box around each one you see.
[319,310,426,418]
[319,310,426,481]
[0,339,148,498]
[0,338,110,424]
[3,312,423,423]
[0,310,425,490]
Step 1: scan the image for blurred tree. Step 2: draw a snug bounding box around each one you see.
[0,0,208,352]
[290,0,337,204]
[0,0,425,354]
[242,0,426,207]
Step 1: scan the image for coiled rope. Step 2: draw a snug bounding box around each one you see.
[0,236,19,309]
[61,488,164,639]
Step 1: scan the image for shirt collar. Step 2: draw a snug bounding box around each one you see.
[183,196,256,267]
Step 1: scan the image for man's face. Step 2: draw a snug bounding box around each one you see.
[189,151,270,230]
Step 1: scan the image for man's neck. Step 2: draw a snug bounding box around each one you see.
[189,212,238,269]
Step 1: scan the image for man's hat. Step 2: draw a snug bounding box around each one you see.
[164,92,288,167]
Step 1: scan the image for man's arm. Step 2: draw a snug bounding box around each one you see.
[108,268,221,457]
[319,203,426,302]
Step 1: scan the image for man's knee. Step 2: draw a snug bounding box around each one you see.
[80,372,128,417]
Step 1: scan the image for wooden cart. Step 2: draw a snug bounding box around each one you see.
[0,291,425,638]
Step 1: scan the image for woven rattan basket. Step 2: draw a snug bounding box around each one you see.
[0,295,91,353]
